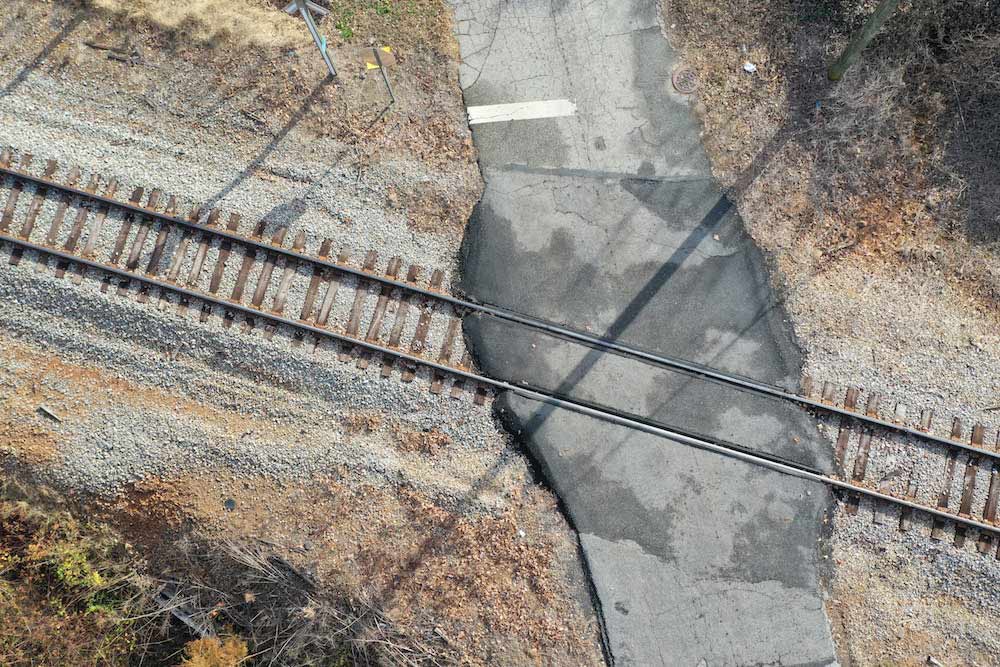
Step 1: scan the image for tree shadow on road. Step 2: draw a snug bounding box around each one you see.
[460,0,848,442]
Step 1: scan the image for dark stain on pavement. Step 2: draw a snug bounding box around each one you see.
[494,392,679,564]
[717,489,828,591]
[460,200,616,321]
[469,116,571,168]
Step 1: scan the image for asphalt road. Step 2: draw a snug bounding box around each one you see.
[450,1,839,664]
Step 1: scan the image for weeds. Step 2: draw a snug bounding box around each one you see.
[336,17,355,40]
[180,636,249,666]
[163,538,456,665]
[326,1,399,42]
[668,0,1000,302]
[0,486,457,665]
[327,0,400,39]
[318,0,453,52]
[0,497,160,665]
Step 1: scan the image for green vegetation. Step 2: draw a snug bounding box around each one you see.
[0,494,253,666]
[0,489,450,665]
[0,497,153,665]
[335,15,355,40]
[324,0,443,43]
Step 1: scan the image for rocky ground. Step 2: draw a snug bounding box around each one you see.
[663,0,1000,664]
[0,1,604,663]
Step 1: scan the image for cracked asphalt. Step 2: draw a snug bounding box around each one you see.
[450,1,840,665]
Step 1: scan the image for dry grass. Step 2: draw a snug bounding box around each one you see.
[388,181,473,234]
[161,536,457,666]
[180,637,249,666]
[379,486,581,652]
[305,0,461,57]
[666,0,1000,305]
[106,471,603,665]
[0,487,172,665]
[0,478,473,665]
[82,0,460,55]
[0,481,461,665]
[86,0,310,48]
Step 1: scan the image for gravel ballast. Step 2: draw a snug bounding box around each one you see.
[0,3,605,664]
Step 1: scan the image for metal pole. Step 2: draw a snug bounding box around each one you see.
[299,3,337,78]
[373,47,394,105]
[367,46,396,125]
[285,0,337,78]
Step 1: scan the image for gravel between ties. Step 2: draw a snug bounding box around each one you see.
[0,11,486,510]
[0,253,511,510]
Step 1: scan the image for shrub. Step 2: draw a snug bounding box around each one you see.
[181,636,250,667]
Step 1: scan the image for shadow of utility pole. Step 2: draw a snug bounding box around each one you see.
[0,14,84,99]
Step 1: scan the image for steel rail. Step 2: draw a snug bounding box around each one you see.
[4,232,1000,537]
[1,165,995,464]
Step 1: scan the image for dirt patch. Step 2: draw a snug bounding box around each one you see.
[0,421,60,466]
[103,470,602,665]
[826,538,1000,666]
[343,410,383,435]
[395,426,451,455]
[86,0,310,48]
[388,180,473,234]
[0,350,85,465]
[0,341,301,446]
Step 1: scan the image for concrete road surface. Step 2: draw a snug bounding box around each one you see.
[450,1,840,664]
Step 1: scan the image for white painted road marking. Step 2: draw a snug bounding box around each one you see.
[467,99,577,125]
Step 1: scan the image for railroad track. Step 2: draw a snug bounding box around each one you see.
[0,149,487,402]
[1,148,999,556]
